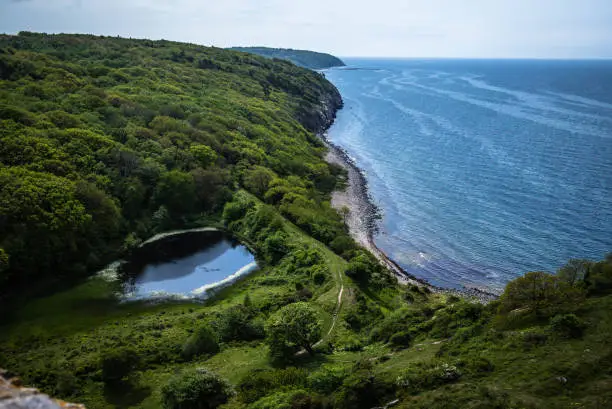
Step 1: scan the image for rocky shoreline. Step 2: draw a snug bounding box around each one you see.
[313,81,497,301]
[324,136,498,302]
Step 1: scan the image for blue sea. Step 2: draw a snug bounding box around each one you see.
[324,59,612,291]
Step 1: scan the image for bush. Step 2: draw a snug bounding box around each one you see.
[215,306,265,342]
[161,368,234,409]
[262,231,290,264]
[396,361,462,394]
[335,360,390,409]
[0,248,9,280]
[396,384,530,409]
[248,389,326,409]
[182,325,220,360]
[313,271,326,285]
[223,199,253,223]
[54,372,80,396]
[243,166,276,197]
[498,271,584,320]
[100,348,140,383]
[238,370,277,404]
[329,235,357,257]
[389,331,412,349]
[336,334,364,352]
[459,357,495,375]
[369,308,426,343]
[429,302,484,339]
[345,253,376,283]
[550,314,585,338]
[237,367,308,404]
[584,257,612,294]
[307,365,348,394]
[522,330,548,349]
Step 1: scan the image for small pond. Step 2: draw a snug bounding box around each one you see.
[120,230,257,300]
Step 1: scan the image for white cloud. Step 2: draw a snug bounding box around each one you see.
[0,0,610,58]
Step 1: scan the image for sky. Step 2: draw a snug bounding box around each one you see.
[1,0,611,58]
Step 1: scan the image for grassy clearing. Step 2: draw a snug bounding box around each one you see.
[0,196,357,408]
[2,203,611,409]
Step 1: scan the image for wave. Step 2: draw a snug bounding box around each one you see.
[380,70,611,139]
[360,90,571,194]
[544,90,612,111]
[460,76,612,123]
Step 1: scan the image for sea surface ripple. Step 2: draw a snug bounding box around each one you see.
[325,59,612,291]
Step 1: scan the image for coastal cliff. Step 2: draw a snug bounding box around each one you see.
[299,81,344,134]
[228,46,346,69]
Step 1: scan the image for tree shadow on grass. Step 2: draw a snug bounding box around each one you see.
[103,379,152,409]
[292,350,331,369]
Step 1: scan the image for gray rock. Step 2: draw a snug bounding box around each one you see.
[0,370,84,409]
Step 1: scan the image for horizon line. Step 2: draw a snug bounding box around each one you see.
[3,31,611,61]
[336,56,612,61]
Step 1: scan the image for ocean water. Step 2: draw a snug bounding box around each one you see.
[324,59,612,291]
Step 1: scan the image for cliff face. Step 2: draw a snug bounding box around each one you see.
[0,370,84,409]
[297,82,344,135]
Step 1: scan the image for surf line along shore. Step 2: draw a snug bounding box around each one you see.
[322,134,498,302]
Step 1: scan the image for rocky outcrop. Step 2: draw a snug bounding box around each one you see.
[316,86,344,133]
[0,370,84,409]
[298,84,344,135]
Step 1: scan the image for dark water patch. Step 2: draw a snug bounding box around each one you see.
[120,230,257,300]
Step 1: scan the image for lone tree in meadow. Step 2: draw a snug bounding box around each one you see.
[266,302,322,359]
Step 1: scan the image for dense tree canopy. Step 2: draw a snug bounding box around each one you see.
[0,32,347,297]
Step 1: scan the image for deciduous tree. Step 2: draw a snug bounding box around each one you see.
[266,302,322,358]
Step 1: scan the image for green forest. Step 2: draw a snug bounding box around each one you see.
[0,32,347,299]
[227,47,345,70]
[1,33,612,409]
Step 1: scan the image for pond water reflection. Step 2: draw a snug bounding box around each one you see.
[121,230,257,300]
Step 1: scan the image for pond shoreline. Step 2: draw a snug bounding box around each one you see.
[139,227,221,246]
[101,228,259,302]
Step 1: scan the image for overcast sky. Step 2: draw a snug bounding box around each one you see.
[1,0,611,58]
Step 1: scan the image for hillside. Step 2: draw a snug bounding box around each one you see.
[0,33,611,409]
[228,47,345,70]
[0,32,344,300]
